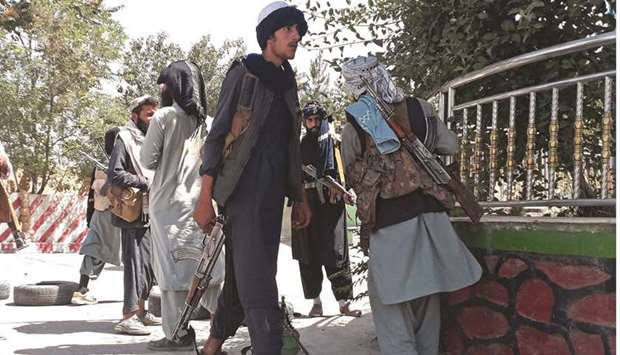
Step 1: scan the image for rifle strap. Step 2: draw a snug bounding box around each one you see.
[334,144,346,185]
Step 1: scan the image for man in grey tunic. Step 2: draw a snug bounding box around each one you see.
[141,61,224,351]
[71,127,122,305]
[340,56,482,355]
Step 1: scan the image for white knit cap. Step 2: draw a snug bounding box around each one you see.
[257,1,289,26]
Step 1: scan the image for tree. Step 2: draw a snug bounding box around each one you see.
[0,0,125,193]
[302,0,615,97]
[118,32,184,106]
[298,54,349,127]
[302,0,616,202]
[188,35,246,117]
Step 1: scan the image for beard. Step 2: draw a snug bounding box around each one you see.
[136,119,149,135]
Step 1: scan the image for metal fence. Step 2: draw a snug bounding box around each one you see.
[434,31,616,213]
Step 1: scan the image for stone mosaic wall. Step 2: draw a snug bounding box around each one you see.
[441,250,615,355]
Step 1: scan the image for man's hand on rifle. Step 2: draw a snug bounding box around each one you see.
[193,175,217,234]
[292,192,312,229]
[194,199,216,234]
[327,185,344,204]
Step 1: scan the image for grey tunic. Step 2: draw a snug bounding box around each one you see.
[140,103,224,291]
[79,210,122,266]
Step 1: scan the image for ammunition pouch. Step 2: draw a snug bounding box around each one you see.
[107,185,144,223]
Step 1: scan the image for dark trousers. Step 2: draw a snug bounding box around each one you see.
[299,260,354,301]
[210,206,284,355]
[121,227,155,314]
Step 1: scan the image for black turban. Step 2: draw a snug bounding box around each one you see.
[157,60,207,121]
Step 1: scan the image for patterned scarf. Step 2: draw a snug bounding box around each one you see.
[342,55,405,104]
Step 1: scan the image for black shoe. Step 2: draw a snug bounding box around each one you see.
[147,335,193,352]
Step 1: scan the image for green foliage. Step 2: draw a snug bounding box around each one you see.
[303,0,615,97]
[298,54,349,128]
[119,33,246,118]
[0,0,125,193]
[0,4,246,193]
[188,35,246,117]
[118,32,184,106]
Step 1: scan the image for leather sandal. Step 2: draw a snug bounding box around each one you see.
[199,336,226,355]
[340,302,362,317]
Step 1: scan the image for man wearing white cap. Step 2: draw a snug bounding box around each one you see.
[193,2,311,354]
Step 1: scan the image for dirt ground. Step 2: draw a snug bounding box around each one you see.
[0,240,379,355]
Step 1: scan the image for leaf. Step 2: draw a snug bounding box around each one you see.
[501,19,514,31]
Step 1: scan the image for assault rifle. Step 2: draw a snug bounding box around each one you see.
[79,150,108,171]
[171,216,226,354]
[302,164,356,205]
[360,77,482,223]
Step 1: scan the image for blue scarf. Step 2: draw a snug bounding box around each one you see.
[345,95,400,155]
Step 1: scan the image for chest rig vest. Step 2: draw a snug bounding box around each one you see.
[346,98,455,237]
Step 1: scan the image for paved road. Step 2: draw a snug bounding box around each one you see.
[0,242,378,355]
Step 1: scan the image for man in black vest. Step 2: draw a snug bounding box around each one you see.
[292,101,361,318]
[193,2,311,354]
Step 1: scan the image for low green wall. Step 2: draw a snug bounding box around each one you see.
[452,217,616,258]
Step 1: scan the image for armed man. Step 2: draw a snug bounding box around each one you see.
[192,2,311,354]
[71,127,122,306]
[340,56,482,355]
[108,95,160,336]
[292,101,361,318]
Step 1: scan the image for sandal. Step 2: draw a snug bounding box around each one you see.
[199,336,226,355]
[340,302,362,317]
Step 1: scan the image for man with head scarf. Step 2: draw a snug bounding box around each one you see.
[108,95,160,335]
[292,101,361,318]
[193,2,311,354]
[71,127,123,306]
[340,56,482,355]
[140,61,224,351]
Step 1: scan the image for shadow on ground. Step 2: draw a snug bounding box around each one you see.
[14,320,119,335]
[14,342,150,355]
[292,312,379,354]
[5,300,122,307]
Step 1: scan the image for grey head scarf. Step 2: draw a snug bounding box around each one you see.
[341,55,405,104]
